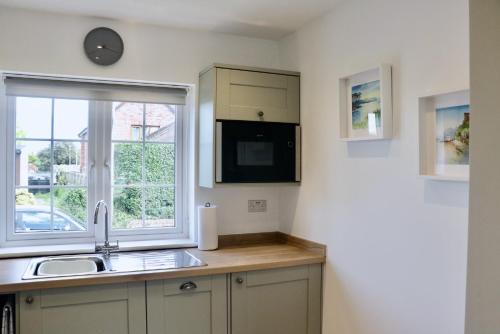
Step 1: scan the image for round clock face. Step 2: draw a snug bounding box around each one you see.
[84,27,124,66]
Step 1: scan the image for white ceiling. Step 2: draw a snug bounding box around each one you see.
[0,0,342,40]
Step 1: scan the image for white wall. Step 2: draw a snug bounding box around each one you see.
[0,6,282,235]
[465,0,500,333]
[277,0,469,333]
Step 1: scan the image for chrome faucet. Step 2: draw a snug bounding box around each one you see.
[93,200,119,257]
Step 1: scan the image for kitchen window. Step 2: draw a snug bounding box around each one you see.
[0,75,189,247]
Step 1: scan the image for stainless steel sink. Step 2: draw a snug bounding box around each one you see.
[22,249,206,280]
[37,256,104,276]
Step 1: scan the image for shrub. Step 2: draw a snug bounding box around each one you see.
[55,188,87,224]
[113,143,175,227]
[15,189,35,205]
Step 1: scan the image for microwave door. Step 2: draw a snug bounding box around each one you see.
[217,121,295,183]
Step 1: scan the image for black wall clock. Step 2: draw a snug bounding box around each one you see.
[84,27,124,66]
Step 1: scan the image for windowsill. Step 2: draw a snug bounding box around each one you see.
[0,239,197,259]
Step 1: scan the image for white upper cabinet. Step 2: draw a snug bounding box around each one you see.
[198,64,301,187]
[209,65,300,124]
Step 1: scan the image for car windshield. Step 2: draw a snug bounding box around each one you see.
[15,208,85,232]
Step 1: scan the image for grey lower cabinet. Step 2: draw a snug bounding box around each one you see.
[231,264,322,334]
[19,282,146,334]
[146,275,227,334]
[18,265,322,334]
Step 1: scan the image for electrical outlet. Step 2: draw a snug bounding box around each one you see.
[248,200,267,213]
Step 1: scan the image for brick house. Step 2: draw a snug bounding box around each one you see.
[78,103,176,173]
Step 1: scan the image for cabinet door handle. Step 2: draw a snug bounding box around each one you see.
[25,295,34,304]
[235,277,244,284]
[257,111,264,118]
[179,281,197,291]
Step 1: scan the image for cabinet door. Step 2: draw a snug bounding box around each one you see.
[231,264,321,334]
[147,275,227,334]
[19,282,146,334]
[216,68,300,123]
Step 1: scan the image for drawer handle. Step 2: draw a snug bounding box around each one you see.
[235,277,244,284]
[257,111,264,118]
[25,295,34,304]
[180,281,197,291]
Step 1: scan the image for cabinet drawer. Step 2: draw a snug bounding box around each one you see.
[246,265,309,286]
[147,275,227,334]
[161,276,212,296]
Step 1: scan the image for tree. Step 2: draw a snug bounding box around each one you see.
[37,142,78,172]
[455,115,470,145]
[28,154,41,168]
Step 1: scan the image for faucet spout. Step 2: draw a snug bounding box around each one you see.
[94,200,119,256]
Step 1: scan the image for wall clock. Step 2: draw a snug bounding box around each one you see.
[84,27,124,66]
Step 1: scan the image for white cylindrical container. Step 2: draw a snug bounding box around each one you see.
[198,203,218,250]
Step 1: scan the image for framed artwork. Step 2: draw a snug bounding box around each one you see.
[339,64,393,141]
[419,89,470,181]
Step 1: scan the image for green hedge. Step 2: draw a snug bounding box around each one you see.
[113,143,175,228]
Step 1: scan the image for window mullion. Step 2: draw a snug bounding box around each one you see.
[175,105,184,233]
[141,103,146,228]
[104,101,114,240]
[89,100,97,241]
[50,98,55,233]
[91,100,110,243]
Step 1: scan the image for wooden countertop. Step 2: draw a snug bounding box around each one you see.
[0,232,325,293]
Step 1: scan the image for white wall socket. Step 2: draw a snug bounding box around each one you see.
[248,200,267,213]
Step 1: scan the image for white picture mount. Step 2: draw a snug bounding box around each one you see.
[339,64,393,141]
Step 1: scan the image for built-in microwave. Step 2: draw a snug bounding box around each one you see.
[215,120,301,183]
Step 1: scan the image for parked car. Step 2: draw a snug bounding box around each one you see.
[15,206,86,232]
[27,175,50,194]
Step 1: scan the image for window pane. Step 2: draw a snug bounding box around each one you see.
[131,126,142,141]
[112,102,143,141]
[15,97,52,139]
[53,141,87,186]
[13,96,90,237]
[144,187,175,228]
[145,143,175,185]
[15,188,51,233]
[15,187,88,233]
[16,141,51,187]
[53,188,88,230]
[112,187,142,229]
[145,104,175,143]
[54,99,89,140]
[113,143,143,185]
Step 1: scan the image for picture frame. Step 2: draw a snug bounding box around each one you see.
[339,64,393,141]
[418,89,470,182]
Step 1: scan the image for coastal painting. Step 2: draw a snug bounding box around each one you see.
[435,104,470,165]
[351,80,381,131]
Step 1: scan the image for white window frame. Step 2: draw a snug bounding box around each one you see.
[5,97,96,244]
[0,73,192,248]
[101,101,187,241]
